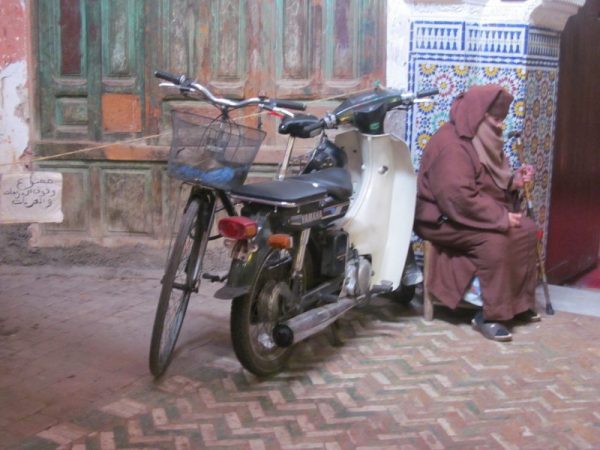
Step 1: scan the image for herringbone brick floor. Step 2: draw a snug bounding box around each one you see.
[1,265,599,449]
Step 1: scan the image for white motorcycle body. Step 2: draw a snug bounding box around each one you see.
[334,129,417,290]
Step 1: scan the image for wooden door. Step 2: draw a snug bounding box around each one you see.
[150,0,387,157]
[546,0,600,283]
[37,0,386,147]
[33,0,387,245]
[37,0,146,142]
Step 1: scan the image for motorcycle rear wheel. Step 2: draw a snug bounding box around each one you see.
[230,250,299,377]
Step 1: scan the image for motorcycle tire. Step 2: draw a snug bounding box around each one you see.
[385,283,417,305]
[230,250,296,377]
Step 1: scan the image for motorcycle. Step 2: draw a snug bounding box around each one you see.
[149,69,437,377]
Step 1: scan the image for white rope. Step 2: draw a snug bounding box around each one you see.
[2,85,380,169]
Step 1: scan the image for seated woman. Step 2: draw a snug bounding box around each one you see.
[414,84,540,342]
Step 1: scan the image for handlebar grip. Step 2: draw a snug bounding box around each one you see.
[272,99,306,111]
[154,70,184,85]
[416,88,439,98]
[303,119,325,134]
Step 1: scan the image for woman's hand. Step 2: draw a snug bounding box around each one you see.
[513,164,535,189]
[508,212,522,227]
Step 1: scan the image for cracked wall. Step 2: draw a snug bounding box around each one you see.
[0,0,30,173]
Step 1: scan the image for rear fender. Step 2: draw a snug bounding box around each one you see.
[214,211,284,299]
[214,243,273,299]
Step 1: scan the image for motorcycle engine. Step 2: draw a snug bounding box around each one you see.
[343,255,371,299]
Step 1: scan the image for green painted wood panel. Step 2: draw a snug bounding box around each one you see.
[43,166,91,233]
[38,0,145,142]
[275,0,315,97]
[38,0,386,141]
[38,0,89,139]
[101,168,153,235]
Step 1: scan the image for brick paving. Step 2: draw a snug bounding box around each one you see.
[1,264,599,449]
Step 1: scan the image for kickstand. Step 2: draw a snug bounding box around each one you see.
[327,320,344,347]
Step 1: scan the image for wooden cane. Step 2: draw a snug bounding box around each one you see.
[513,133,555,315]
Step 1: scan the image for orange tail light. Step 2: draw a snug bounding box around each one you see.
[267,234,293,249]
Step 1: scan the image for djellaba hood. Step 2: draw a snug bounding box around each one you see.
[449,84,514,138]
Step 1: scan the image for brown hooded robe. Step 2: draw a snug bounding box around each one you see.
[414,85,537,321]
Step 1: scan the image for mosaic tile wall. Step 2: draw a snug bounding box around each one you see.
[407,21,561,249]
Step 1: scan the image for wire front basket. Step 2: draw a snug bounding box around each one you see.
[168,111,266,190]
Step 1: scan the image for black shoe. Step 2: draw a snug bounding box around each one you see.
[513,310,541,323]
[471,311,512,342]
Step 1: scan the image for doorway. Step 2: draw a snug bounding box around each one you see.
[546,0,600,284]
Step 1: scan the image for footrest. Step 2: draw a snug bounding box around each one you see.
[202,272,228,283]
[370,281,393,294]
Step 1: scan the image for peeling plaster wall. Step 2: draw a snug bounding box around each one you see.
[386,1,412,89]
[0,0,30,173]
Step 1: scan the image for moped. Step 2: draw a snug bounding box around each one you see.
[149,70,436,377]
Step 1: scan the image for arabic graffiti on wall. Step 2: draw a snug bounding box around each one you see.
[0,171,64,223]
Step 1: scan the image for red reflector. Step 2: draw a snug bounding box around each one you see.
[218,217,257,240]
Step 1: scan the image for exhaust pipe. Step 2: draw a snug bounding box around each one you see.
[272,297,355,347]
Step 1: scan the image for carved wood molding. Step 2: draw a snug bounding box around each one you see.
[528,0,585,31]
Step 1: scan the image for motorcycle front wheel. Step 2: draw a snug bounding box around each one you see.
[149,196,209,378]
[385,283,417,305]
[230,250,299,377]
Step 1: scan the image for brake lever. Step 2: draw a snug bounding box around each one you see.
[260,103,295,118]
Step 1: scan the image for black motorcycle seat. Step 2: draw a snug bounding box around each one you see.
[231,179,328,205]
[290,167,353,201]
[231,168,352,205]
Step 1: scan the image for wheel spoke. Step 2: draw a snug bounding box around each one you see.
[150,197,210,378]
[174,235,195,282]
[250,280,288,358]
[230,248,310,376]
[160,290,186,354]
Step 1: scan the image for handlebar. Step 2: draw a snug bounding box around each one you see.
[303,120,326,135]
[300,86,439,135]
[386,88,440,107]
[270,99,306,111]
[155,70,188,86]
[154,69,306,113]
[156,70,438,137]
[416,88,440,98]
